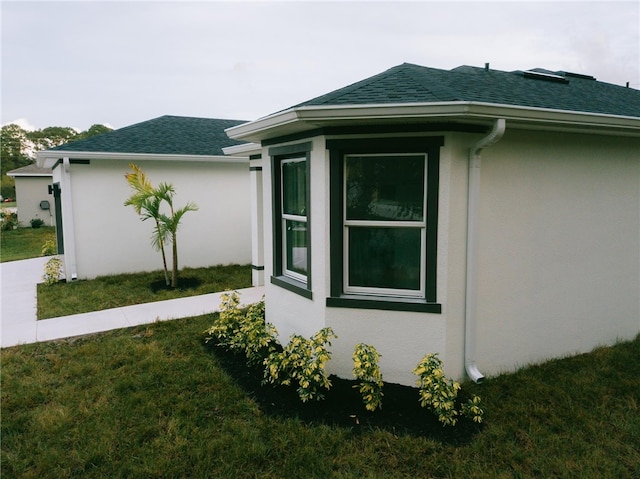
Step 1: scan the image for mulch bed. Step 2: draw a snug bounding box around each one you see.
[204,342,483,444]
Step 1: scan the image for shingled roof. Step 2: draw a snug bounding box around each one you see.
[50,115,248,156]
[294,63,640,118]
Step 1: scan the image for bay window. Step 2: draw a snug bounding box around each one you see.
[270,142,312,298]
[327,137,443,313]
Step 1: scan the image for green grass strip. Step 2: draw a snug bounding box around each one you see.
[37,264,251,319]
[0,226,55,262]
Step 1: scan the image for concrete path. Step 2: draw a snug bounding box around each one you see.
[1,257,264,348]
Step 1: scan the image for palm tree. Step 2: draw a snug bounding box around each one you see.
[154,182,199,288]
[125,165,198,288]
[124,164,170,286]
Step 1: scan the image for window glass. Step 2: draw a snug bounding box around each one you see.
[348,227,422,290]
[282,160,307,216]
[346,155,424,221]
[285,219,308,276]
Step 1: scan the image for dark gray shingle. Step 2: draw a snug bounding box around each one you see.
[296,63,640,118]
[50,116,248,156]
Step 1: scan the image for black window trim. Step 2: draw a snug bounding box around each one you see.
[269,141,313,300]
[326,136,444,313]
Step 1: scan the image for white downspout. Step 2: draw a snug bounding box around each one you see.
[465,118,506,383]
[61,157,78,281]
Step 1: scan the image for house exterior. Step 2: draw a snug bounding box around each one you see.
[36,115,252,281]
[6,164,56,227]
[226,63,640,385]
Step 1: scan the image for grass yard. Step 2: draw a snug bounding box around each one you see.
[1,314,638,479]
[37,264,252,319]
[0,226,56,262]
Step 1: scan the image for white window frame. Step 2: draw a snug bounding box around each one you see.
[281,157,308,284]
[343,153,427,299]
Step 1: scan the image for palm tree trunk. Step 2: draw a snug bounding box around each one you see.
[171,232,178,288]
[160,238,170,287]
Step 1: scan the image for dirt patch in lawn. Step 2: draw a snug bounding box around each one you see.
[150,277,203,293]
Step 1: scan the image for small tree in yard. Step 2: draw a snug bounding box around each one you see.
[154,182,198,288]
[124,164,198,288]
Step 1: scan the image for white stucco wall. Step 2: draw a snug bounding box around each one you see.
[474,130,640,376]
[260,128,639,386]
[262,134,459,386]
[13,176,56,227]
[62,158,251,280]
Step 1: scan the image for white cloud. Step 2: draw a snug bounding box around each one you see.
[3,118,38,131]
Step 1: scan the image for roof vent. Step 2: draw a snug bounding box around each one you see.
[562,71,596,81]
[523,70,569,83]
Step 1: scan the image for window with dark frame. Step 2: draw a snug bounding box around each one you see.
[327,137,443,313]
[281,158,308,282]
[269,142,313,299]
[344,154,426,297]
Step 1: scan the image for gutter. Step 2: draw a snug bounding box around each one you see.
[60,157,78,281]
[464,118,506,383]
[36,151,247,169]
[225,101,640,143]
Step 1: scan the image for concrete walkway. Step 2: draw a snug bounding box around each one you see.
[0,257,264,348]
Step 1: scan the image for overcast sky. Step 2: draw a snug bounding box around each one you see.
[2,0,639,132]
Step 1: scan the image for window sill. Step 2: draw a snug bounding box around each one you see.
[326,295,441,313]
[271,275,313,300]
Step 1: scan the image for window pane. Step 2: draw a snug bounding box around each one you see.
[282,160,307,216]
[346,155,424,221]
[285,220,308,276]
[348,227,421,290]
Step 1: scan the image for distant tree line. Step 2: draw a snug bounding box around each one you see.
[1,123,112,198]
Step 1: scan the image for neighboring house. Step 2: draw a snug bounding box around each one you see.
[37,115,252,281]
[6,164,56,227]
[226,63,640,385]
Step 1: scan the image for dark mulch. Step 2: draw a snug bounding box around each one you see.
[150,277,202,293]
[203,342,483,444]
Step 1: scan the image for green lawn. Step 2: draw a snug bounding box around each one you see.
[0,226,55,262]
[37,264,252,319]
[2,315,638,479]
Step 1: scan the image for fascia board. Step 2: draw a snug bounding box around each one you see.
[7,172,52,178]
[225,101,640,141]
[222,142,261,156]
[225,109,303,141]
[36,150,249,168]
[463,103,640,133]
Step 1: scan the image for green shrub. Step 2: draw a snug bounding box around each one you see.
[352,343,384,412]
[43,257,63,285]
[0,209,18,231]
[205,292,278,366]
[30,218,45,228]
[264,327,337,402]
[413,353,484,426]
[41,237,57,256]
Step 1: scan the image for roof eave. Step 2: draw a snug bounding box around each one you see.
[225,102,640,142]
[36,150,249,169]
[222,142,261,157]
[7,172,52,178]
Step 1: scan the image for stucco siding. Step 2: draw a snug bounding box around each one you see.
[13,176,56,227]
[475,130,640,375]
[263,134,459,386]
[262,137,328,341]
[67,159,251,279]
